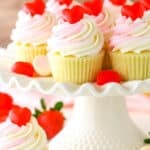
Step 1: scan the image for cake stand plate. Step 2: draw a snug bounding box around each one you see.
[0,48,149,150]
[0,51,150,96]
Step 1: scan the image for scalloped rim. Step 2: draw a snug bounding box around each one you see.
[0,48,150,96]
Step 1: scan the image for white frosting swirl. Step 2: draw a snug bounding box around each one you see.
[48,16,104,57]
[111,15,150,53]
[46,0,66,20]
[0,117,47,150]
[11,10,56,45]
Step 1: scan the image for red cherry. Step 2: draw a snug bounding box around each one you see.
[83,0,103,16]
[57,0,72,6]
[96,70,122,85]
[11,62,35,77]
[109,0,126,6]
[63,5,84,24]
[140,0,150,10]
[37,110,64,139]
[0,92,13,110]
[121,1,145,20]
[0,109,10,123]
[24,0,45,16]
[10,106,31,126]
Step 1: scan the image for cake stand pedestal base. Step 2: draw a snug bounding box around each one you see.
[49,96,145,150]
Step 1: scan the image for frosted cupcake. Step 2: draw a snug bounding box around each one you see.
[110,2,150,81]
[0,117,48,150]
[92,8,116,69]
[48,7,104,84]
[81,0,116,69]
[9,0,56,63]
[0,92,48,150]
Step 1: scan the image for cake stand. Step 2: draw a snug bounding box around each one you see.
[0,49,150,149]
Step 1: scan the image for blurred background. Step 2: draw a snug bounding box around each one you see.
[0,0,25,47]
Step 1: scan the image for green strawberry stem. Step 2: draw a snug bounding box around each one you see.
[54,101,64,111]
[33,98,64,118]
[33,108,42,118]
[144,138,150,144]
[40,98,47,111]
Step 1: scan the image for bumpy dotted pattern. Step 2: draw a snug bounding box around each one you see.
[49,126,144,150]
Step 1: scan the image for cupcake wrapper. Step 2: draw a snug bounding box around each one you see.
[49,51,104,84]
[110,51,150,81]
[13,43,47,63]
[102,49,112,69]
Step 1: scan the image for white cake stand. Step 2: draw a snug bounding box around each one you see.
[0,49,150,149]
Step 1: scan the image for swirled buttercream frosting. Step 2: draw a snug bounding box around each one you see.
[111,15,150,53]
[0,117,47,150]
[48,16,104,57]
[11,10,56,45]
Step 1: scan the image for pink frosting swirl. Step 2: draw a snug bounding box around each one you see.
[111,15,150,53]
[11,10,56,45]
[0,117,47,150]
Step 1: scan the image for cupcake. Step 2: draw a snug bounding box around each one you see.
[0,92,48,150]
[81,0,117,69]
[0,117,48,150]
[9,0,56,63]
[48,6,104,84]
[110,2,150,81]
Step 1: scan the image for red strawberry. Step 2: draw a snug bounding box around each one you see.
[38,110,64,139]
[33,99,64,139]
[96,70,122,85]
[0,93,14,123]
[24,0,45,16]
[109,0,126,6]
[0,109,10,123]
[83,0,103,16]
[11,62,35,77]
[57,0,72,6]
[121,1,145,20]
[10,106,31,126]
[63,5,84,24]
[0,92,13,110]
[140,0,150,10]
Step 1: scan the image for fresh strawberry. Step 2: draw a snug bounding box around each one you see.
[0,93,14,122]
[10,105,31,126]
[0,109,10,123]
[63,5,85,24]
[24,0,45,16]
[57,0,72,6]
[121,1,145,20]
[33,99,64,139]
[109,0,126,6]
[0,92,13,110]
[96,70,122,85]
[83,0,103,16]
[11,61,35,77]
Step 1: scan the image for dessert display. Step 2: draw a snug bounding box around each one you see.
[0,0,150,149]
[8,0,56,63]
